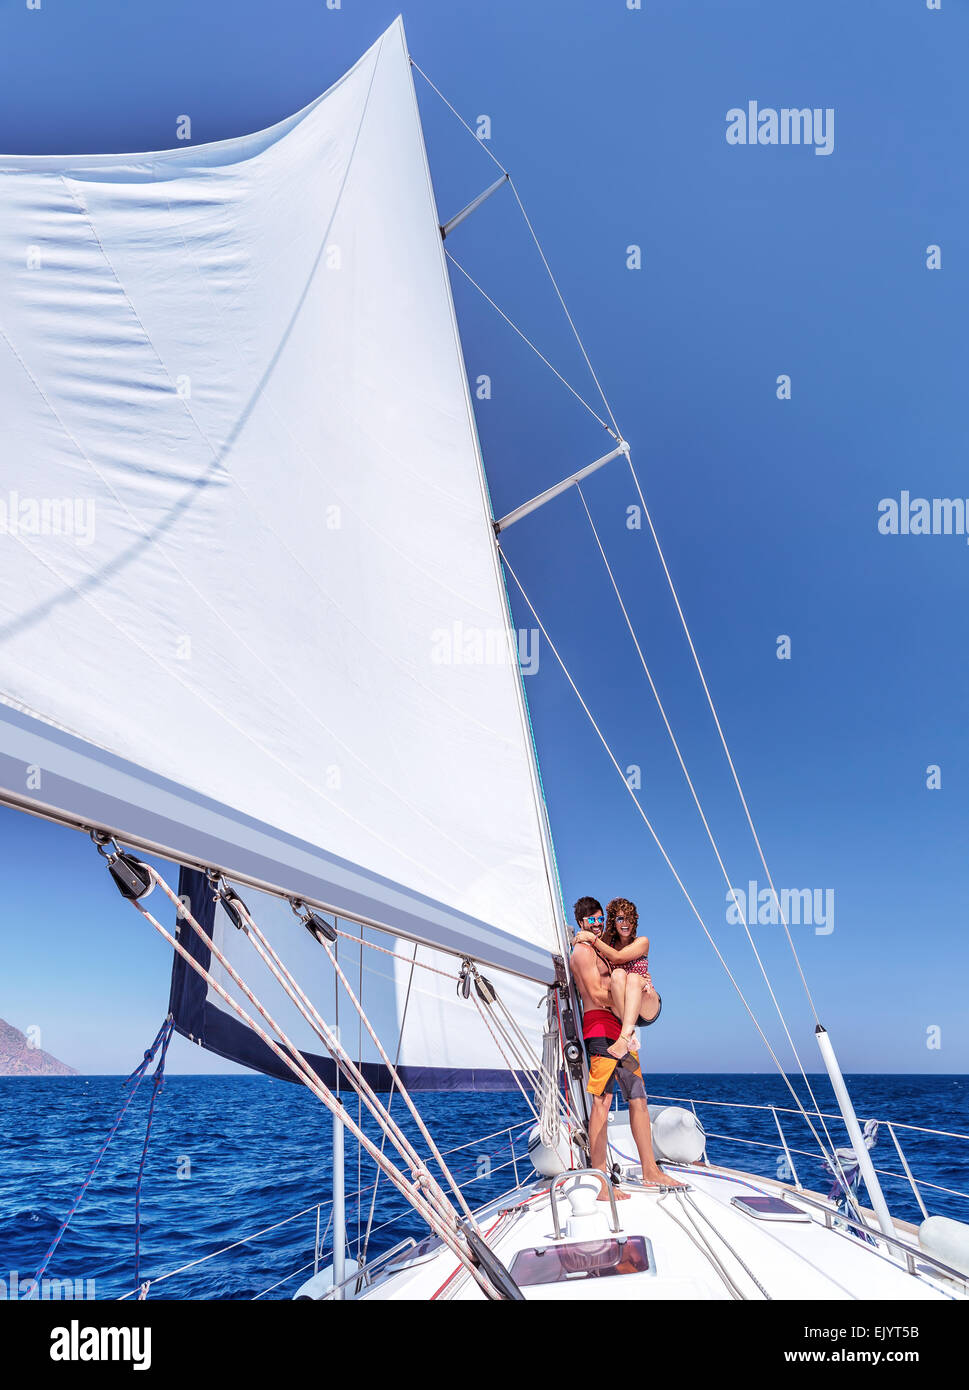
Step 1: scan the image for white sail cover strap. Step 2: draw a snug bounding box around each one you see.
[0,18,561,982]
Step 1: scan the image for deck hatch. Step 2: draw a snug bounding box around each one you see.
[730,1195,811,1222]
[510,1236,651,1286]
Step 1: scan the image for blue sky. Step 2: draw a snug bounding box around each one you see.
[0,0,966,1075]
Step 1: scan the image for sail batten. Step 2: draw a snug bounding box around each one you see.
[0,18,563,992]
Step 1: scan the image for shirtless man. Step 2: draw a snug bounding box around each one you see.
[569,895,683,1194]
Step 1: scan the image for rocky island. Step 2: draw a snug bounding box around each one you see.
[0,1018,77,1075]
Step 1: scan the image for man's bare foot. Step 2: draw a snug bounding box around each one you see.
[606,1036,629,1060]
[598,1184,631,1202]
[642,1167,686,1189]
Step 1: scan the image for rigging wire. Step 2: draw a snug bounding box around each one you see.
[506,178,621,440]
[412,61,620,439]
[329,923,460,980]
[624,453,823,1023]
[573,482,846,1176]
[132,869,502,1294]
[497,544,862,1205]
[655,1194,746,1300]
[311,931,479,1225]
[33,1017,173,1287]
[361,941,419,1261]
[412,47,862,1208]
[409,59,509,176]
[357,921,363,1261]
[233,892,479,1227]
[418,53,830,1038]
[321,920,575,1134]
[489,990,574,1130]
[470,994,542,1122]
[444,250,614,435]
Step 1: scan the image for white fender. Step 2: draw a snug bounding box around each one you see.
[527,1123,575,1176]
[648,1104,706,1164]
[293,1265,335,1300]
[919,1215,969,1277]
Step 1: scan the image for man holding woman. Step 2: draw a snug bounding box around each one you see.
[568,895,681,1193]
[574,897,661,1060]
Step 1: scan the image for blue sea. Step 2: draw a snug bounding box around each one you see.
[1,1074,966,1300]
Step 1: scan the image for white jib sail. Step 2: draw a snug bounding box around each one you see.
[186,878,551,1088]
[0,18,563,982]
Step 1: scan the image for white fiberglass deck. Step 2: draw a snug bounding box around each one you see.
[349,1117,963,1302]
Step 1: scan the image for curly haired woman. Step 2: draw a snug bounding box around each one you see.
[574,897,659,1061]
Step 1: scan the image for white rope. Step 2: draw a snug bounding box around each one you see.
[539,1008,562,1149]
[330,923,460,980]
[310,926,478,1225]
[497,546,863,1205]
[678,1191,771,1300]
[470,993,541,1122]
[489,990,574,1130]
[154,870,560,1291]
[136,872,498,1295]
[223,892,464,1229]
[473,984,574,1133]
[655,1194,746,1300]
[327,922,573,1153]
[227,894,478,1229]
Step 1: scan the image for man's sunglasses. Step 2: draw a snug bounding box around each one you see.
[583,914,604,927]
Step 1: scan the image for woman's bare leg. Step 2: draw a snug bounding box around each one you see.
[607,969,632,1059]
[614,974,645,1055]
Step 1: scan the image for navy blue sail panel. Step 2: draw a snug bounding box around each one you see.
[167,868,542,1092]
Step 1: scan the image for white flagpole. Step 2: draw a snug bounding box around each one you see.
[331,1109,346,1298]
[815,1025,894,1236]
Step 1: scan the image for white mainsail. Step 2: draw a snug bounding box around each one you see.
[0,18,563,982]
